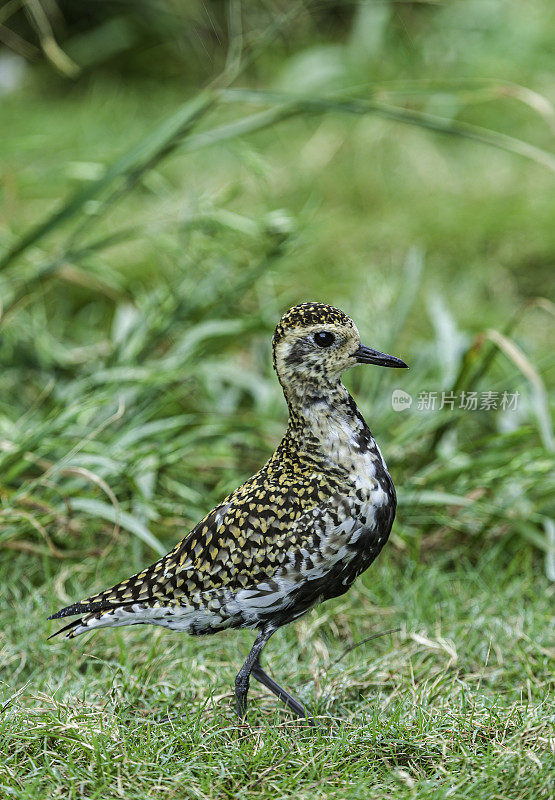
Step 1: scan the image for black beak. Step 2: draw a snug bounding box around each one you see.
[354,344,408,369]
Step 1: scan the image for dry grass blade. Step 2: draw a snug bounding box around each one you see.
[485,328,553,452]
[22,0,79,77]
[329,628,402,668]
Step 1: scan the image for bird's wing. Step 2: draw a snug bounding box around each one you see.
[167,465,348,593]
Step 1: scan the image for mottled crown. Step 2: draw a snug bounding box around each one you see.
[273,302,355,344]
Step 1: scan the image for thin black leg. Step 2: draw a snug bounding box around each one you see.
[235,625,275,721]
[252,660,319,728]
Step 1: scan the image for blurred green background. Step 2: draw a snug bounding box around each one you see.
[0,2,553,798]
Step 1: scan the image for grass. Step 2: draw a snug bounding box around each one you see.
[0,1,554,797]
[1,550,552,798]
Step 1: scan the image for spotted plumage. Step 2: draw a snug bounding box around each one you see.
[49,302,408,726]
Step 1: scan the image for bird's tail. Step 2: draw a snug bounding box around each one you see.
[47,598,145,639]
[47,557,171,639]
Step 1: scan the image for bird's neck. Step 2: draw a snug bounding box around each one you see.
[283,376,351,424]
[279,378,374,468]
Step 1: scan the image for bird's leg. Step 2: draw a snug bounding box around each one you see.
[252,659,319,728]
[235,626,275,721]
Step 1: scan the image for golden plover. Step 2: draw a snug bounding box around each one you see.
[49,302,408,727]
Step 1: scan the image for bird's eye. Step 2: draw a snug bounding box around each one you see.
[313,331,335,348]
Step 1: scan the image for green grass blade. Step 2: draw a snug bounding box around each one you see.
[69,497,166,556]
[221,88,555,171]
[0,91,216,271]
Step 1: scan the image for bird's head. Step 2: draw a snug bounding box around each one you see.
[272,302,408,390]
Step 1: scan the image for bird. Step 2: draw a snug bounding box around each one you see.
[48,302,408,727]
